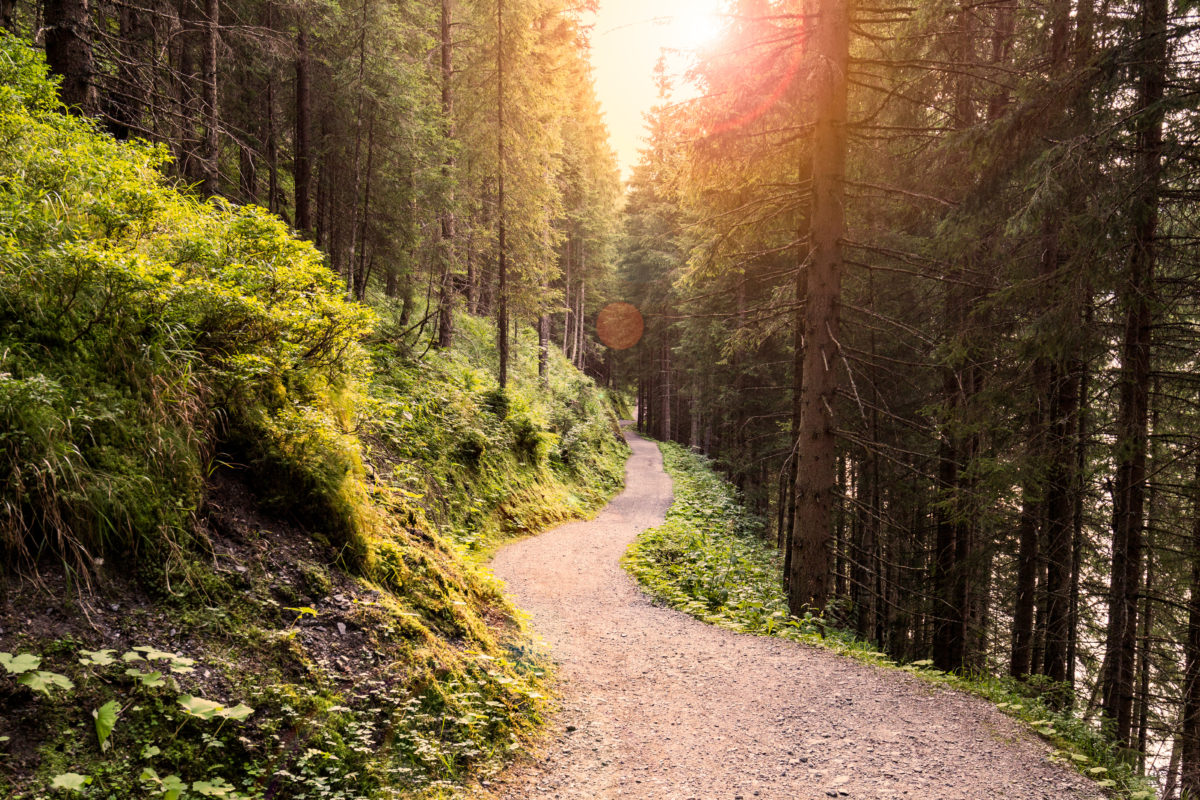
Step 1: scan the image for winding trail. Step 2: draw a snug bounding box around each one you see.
[490,429,1102,800]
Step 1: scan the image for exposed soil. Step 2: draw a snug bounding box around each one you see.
[0,472,402,781]
[488,429,1104,800]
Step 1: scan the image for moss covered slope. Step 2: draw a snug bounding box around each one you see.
[0,36,627,800]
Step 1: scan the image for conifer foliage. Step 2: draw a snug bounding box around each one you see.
[2,0,619,372]
[620,0,1200,786]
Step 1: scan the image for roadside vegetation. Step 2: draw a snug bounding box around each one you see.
[624,442,1157,800]
[0,37,626,799]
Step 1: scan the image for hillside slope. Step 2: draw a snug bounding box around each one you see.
[0,36,627,799]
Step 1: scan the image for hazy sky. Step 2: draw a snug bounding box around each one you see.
[584,0,722,181]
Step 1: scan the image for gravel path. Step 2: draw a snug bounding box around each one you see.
[489,429,1103,800]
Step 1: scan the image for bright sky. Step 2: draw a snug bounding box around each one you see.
[584,0,723,181]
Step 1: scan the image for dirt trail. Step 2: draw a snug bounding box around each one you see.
[489,429,1102,800]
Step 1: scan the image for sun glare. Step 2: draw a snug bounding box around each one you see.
[660,5,722,52]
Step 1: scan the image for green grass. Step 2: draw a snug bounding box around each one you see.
[367,312,629,561]
[624,441,1157,800]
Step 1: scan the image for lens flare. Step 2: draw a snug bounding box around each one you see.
[596,302,645,351]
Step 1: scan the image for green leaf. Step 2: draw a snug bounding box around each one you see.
[141,744,161,759]
[178,694,225,720]
[134,646,179,661]
[93,700,119,751]
[161,774,187,800]
[0,652,42,674]
[222,703,254,721]
[126,668,167,687]
[79,649,116,667]
[168,655,196,674]
[51,772,91,791]
[141,769,186,800]
[19,670,74,696]
[192,777,239,796]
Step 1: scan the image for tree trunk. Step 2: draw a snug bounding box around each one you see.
[1067,329,1091,690]
[44,0,96,113]
[1101,0,1165,744]
[496,0,508,388]
[294,28,312,234]
[660,335,671,441]
[354,115,375,302]
[788,0,848,616]
[1182,453,1200,795]
[436,0,457,348]
[538,312,549,385]
[347,0,369,296]
[109,1,151,139]
[575,253,586,368]
[563,236,573,354]
[1135,537,1153,769]
[202,0,219,196]
[1042,361,1079,686]
[1011,479,1040,677]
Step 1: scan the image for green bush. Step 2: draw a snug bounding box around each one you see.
[0,33,373,574]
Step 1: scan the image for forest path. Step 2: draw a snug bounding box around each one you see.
[488,428,1101,800]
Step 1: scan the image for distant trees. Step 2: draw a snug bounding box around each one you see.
[8,0,620,365]
[622,0,1200,783]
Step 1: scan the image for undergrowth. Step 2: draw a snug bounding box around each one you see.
[367,313,627,559]
[623,441,1158,800]
[0,35,627,799]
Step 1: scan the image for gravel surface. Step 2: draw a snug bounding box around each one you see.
[488,429,1104,800]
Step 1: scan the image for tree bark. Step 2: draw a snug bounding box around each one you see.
[44,0,97,113]
[436,0,457,348]
[496,0,508,388]
[538,313,549,385]
[788,0,848,616]
[1101,0,1165,744]
[562,236,573,354]
[1042,361,1079,685]
[1011,476,1041,677]
[660,335,671,441]
[294,28,312,234]
[201,0,219,196]
[354,114,375,302]
[1182,452,1200,795]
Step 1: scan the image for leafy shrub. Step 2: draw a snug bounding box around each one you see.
[454,429,489,468]
[510,413,554,466]
[0,35,372,575]
[365,310,627,553]
[482,387,511,419]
